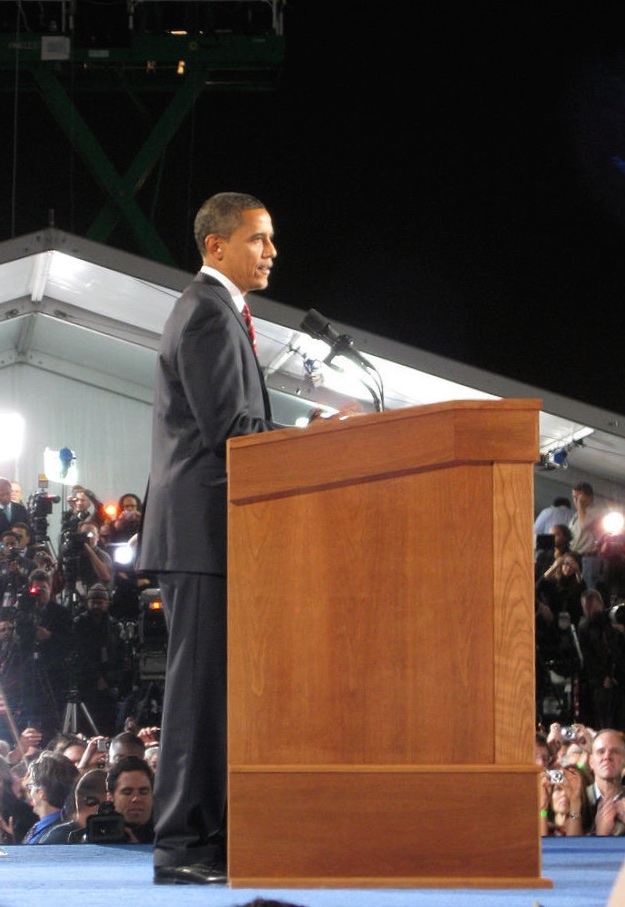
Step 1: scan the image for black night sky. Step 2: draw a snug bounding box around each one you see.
[4,2,625,412]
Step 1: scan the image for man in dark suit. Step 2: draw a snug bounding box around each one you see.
[138,192,282,885]
[0,476,30,534]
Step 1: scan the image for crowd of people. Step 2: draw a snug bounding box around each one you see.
[5,466,625,849]
[535,482,625,733]
[0,724,160,845]
[0,476,161,747]
[536,723,625,837]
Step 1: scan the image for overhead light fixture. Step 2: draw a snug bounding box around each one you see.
[539,425,594,455]
[30,252,53,303]
[538,425,595,469]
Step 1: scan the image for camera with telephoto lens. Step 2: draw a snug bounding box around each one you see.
[86,801,127,843]
[61,530,88,558]
[9,587,40,649]
[28,490,61,519]
[28,490,61,544]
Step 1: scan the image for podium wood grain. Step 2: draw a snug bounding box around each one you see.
[227,399,550,888]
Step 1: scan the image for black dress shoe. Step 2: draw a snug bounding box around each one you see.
[154,863,227,885]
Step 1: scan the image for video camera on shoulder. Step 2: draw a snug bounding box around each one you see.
[61,530,87,557]
[86,801,127,843]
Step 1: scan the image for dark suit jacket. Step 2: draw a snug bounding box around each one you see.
[139,273,279,575]
[0,501,30,535]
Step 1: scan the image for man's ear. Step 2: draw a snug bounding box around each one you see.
[205,234,225,260]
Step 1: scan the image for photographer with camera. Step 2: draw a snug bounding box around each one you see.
[83,754,154,844]
[0,530,36,606]
[41,767,107,843]
[541,765,589,836]
[578,588,625,731]
[11,521,35,558]
[17,569,74,744]
[104,753,154,842]
[73,584,127,737]
[0,614,29,740]
[59,521,113,606]
[66,485,107,528]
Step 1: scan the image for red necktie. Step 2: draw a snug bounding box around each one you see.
[242,302,257,354]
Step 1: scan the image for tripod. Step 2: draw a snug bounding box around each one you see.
[62,686,100,736]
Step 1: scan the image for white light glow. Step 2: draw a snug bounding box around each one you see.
[0,413,25,461]
[603,510,625,537]
[44,446,78,486]
[113,543,135,566]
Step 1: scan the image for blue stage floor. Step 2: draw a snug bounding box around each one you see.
[1,839,625,907]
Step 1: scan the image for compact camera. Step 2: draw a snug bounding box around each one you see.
[547,769,565,784]
[560,726,577,742]
[96,738,110,752]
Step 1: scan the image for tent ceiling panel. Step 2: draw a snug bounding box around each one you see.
[0,229,624,507]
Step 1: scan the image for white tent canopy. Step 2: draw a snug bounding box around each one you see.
[1,228,624,545]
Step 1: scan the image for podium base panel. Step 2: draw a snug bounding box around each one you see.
[227,767,552,889]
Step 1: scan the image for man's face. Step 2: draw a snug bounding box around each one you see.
[589,732,625,782]
[76,793,103,825]
[10,482,21,502]
[0,620,14,643]
[11,527,30,551]
[30,581,51,606]
[0,481,11,506]
[73,492,90,512]
[215,208,276,294]
[120,497,139,513]
[25,774,46,818]
[111,770,153,826]
[1,533,18,554]
[88,595,109,613]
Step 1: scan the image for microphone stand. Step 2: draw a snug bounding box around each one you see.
[300,309,385,411]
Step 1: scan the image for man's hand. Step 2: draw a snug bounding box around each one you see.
[595,796,619,835]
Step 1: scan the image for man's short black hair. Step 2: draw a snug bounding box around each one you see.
[106,755,153,795]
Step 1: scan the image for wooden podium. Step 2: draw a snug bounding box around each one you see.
[226,399,551,889]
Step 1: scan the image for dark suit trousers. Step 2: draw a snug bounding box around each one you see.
[153,572,227,868]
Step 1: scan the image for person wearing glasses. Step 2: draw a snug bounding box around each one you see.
[21,751,79,843]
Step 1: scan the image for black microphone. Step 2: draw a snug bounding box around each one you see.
[299,308,385,411]
[299,309,355,364]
